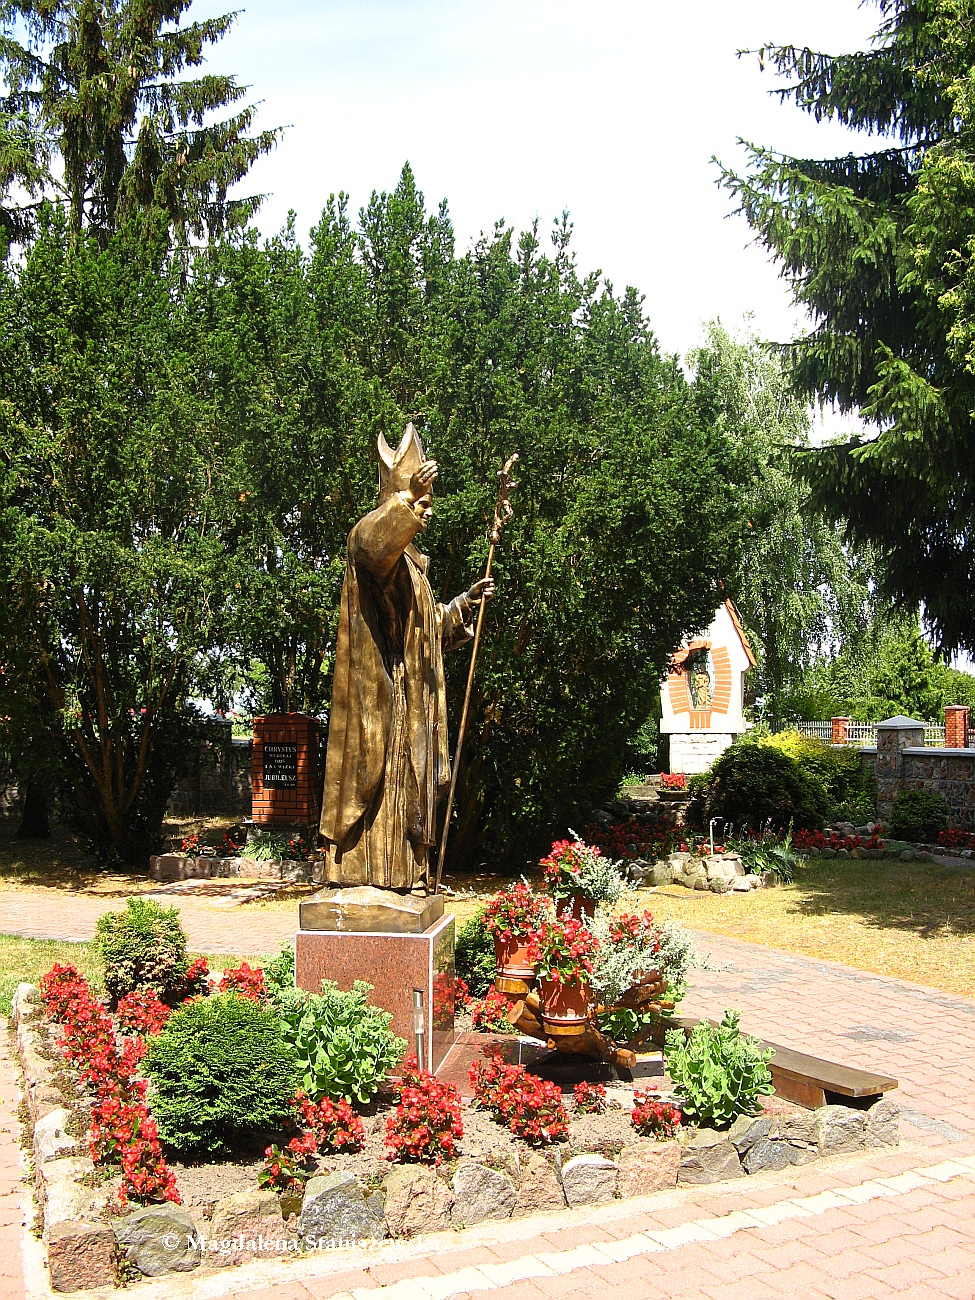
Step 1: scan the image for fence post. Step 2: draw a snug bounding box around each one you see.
[945,705,970,749]
[831,716,851,746]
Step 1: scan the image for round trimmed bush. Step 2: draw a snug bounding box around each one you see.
[144,994,298,1154]
[889,789,950,843]
[94,897,189,1007]
[701,740,827,832]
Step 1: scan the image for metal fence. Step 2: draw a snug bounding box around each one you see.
[793,720,946,748]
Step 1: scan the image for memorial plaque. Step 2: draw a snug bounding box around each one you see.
[263,742,298,787]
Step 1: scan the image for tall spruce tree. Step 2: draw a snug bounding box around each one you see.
[0,0,277,247]
[721,0,975,653]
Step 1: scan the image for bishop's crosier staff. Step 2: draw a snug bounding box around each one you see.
[434,453,519,896]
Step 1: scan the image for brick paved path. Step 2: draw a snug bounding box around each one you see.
[2,890,975,1297]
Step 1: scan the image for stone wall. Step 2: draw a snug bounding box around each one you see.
[853,723,975,831]
[900,748,975,831]
[166,726,253,818]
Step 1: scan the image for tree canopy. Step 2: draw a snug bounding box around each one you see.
[721,0,975,654]
[0,0,277,248]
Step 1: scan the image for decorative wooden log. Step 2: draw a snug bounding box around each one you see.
[506,991,638,1070]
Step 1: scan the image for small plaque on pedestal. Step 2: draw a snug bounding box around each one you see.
[295,911,456,1074]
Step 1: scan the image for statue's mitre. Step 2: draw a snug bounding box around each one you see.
[378,423,426,500]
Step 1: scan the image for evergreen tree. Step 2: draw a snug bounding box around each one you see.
[720,0,975,654]
[689,323,876,726]
[0,0,277,247]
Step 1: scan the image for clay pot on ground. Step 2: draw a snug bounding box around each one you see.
[539,975,591,1031]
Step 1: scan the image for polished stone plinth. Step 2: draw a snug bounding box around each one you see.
[295,912,456,1074]
[299,885,444,935]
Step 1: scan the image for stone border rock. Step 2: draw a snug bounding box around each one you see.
[628,850,770,894]
[12,983,902,1291]
[148,853,326,884]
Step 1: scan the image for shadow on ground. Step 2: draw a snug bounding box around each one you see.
[789,856,975,938]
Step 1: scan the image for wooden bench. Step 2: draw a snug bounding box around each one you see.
[653,1016,897,1109]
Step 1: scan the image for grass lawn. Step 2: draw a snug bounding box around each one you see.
[0,935,260,1017]
[636,854,975,998]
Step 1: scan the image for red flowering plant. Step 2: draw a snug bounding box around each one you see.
[384,1055,464,1165]
[469,986,514,1033]
[630,1089,681,1139]
[573,1080,607,1114]
[940,828,975,850]
[483,882,550,943]
[292,1091,364,1153]
[469,1052,568,1144]
[220,829,243,856]
[218,962,268,1002]
[584,820,676,863]
[118,1116,181,1206]
[115,990,172,1039]
[182,956,211,999]
[285,833,313,861]
[527,916,598,986]
[659,772,687,790]
[539,836,624,908]
[39,963,180,1206]
[454,977,472,1010]
[259,1133,318,1195]
[179,833,204,857]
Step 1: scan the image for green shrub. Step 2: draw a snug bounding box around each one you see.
[664,1008,774,1128]
[765,731,876,822]
[144,994,298,1154]
[264,943,295,995]
[889,789,951,842]
[700,741,827,832]
[94,898,189,1007]
[455,909,496,998]
[275,980,405,1104]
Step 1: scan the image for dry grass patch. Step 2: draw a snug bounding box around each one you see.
[636,856,975,998]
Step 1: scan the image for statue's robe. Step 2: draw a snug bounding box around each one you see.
[319,494,474,890]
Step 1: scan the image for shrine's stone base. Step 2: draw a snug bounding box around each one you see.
[299,884,443,934]
[295,912,456,1074]
[668,731,736,775]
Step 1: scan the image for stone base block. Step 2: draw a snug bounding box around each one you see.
[295,912,456,1074]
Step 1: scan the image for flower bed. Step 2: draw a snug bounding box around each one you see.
[12,878,904,1290]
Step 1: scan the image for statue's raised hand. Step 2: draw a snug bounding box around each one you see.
[467,577,496,604]
[408,460,438,501]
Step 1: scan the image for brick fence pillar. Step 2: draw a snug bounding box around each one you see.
[945,705,970,749]
[251,714,321,830]
[831,716,851,746]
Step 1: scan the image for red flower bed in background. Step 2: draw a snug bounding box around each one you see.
[584,820,675,862]
[385,1055,463,1165]
[469,1052,568,1144]
[792,826,883,853]
[939,829,975,850]
[659,772,686,790]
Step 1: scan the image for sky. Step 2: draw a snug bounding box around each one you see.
[194,0,880,388]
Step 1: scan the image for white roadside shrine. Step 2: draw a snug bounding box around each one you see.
[660,600,756,775]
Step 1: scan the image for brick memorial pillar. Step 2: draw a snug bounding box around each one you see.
[945,705,970,750]
[875,716,925,823]
[831,716,851,746]
[251,714,321,832]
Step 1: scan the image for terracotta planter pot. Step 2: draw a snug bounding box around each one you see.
[539,975,590,1031]
[493,934,535,980]
[557,892,596,924]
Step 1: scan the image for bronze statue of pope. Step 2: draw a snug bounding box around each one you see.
[318,424,494,896]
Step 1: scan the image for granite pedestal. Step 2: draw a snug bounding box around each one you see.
[295,911,456,1074]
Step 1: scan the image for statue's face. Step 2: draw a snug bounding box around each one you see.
[415,490,434,530]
